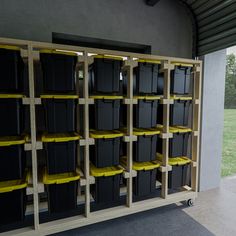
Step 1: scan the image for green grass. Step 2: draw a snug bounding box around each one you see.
[221,109,236,177]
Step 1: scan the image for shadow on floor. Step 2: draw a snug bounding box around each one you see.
[52,204,214,236]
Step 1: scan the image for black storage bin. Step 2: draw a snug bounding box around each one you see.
[0,46,24,94]
[41,96,77,133]
[157,100,191,127]
[90,97,121,131]
[0,97,23,136]
[43,170,80,214]
[134,61,160,94]
[90,164,123,204]
[42,134,79,175]
[134,169,157,197]
[134,98,158,128]
[133,128,160,162]
[157,128,191,158]
[170,65,192,95]
[0,174,27,226]
[90,131,123,168]
[40,50,77,93]
[89,56,122,94]
[0,137,26,181]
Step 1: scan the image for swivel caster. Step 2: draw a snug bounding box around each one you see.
[187,199,194,207]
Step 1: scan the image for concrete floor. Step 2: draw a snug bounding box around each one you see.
[184,175,236,236]
[54,176,236,236]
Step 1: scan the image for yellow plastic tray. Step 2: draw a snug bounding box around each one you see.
[94,55,123,61]
[40,94,79,99]
[0,136,26,147]
[133,128,160,136]
[90,95,123,100]
[90,163,124,177]
[156,125,192,134]
[137,59,161,64]
[43,169,80,185]
[0,172,29,193]
[90,130,124,139]
[134,95,161,100]
[0,45,20,51]
[170,95,192,101]
[156,153,191,166]
[42,133,80,143]
[0,94,25,99]
[121,157,160,171]
[40,49,78,56]
[171,62,194,67]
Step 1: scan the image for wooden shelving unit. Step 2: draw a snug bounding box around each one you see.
[0,37,202,236]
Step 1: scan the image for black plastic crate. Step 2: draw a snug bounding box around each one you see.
[0,137,26,181]
[40,51,77,93]
[157,128,190,158]
[90,165,123,204]
[90,97,121,131]
[89,56,122,94]
[41,96,77,133]
[133,169,157,197]
[90,131,123,168]
[0,46,24,94]
[133,128,160,162]
[157,100,191,127]
[42,134,79,175]
[134,99,158,128]
[43,170,80,214]
[156,158,190,189]
[0,97,24,136]
[170,65,192,95]
[0,174,27,226]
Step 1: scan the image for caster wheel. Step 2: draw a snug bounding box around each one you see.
[187,199,194,207]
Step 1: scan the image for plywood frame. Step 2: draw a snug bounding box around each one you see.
[0,37,202,236]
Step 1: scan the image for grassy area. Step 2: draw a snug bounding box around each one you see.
[221,109,236,177]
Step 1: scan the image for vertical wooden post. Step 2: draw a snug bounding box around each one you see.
[28,44,39,230]
[161,61,171,199]
[83,51,90,216]
[191,62,202,192]
[124,58,136,207]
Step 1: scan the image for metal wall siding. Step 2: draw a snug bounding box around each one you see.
[182,0,236,55]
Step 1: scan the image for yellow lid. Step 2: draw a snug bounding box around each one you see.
[120,157,160,171]
[42,133,80,143]
[90,95,123,100]
[90,130,124,139]
[94,55,123,61]
[156,153,191,166]
[90,163,124,177]
[43,169,80,185]
[0,136,26,147]
[40,95,78,99]
[133,128,160,136]
[170,95,192,101]
[40,49,78,57]
[0,94,25,99]
[0,172,29,193]
[170,126,192,133]
[0,45,20,51]
[137,59,161,64]
[134,95,161,100]
[172,62,194,67]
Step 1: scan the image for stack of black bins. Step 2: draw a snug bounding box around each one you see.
[129,60,162,198]
[156,126,192,191]
[0,45,28,226]
[40,50,80,214]
[89,55,124,206]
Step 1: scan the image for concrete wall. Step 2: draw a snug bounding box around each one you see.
[0,0,192,58]
[199,49,226,191]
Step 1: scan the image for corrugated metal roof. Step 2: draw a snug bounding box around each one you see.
[181,0,236,56]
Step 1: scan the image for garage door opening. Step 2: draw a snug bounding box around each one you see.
[222,46,236,177]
